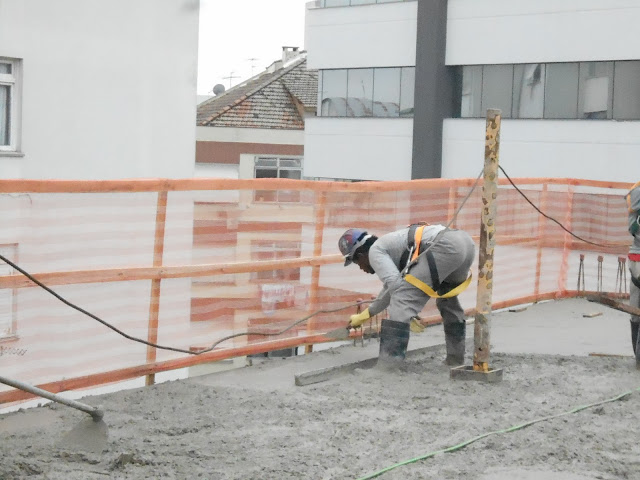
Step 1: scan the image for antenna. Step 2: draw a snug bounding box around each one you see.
[246,58,259,77]
[222,71,240,88]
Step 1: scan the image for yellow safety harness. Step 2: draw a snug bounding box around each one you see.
[401,223,472,299]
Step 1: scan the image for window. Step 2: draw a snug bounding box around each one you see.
[347,68,374,117]
[543,63,579,119]
[0,245,17,339]
[255,156,302,180]
[254,157,302,203]
[461,66,482,117]
[481,65,513,119]
[0,58,21,152]
[320,0,415,6]
[399,67,415,117]
[460,60,640,120]
[613,61,640,120]
[319,67,415,118]
[512,64,545,118]
[373,68,401,117]
[578,62,613,119]
[320,70,348,117]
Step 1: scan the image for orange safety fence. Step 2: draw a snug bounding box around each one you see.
[0,177,633,405]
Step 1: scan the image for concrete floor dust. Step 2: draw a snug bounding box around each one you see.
[2,298,640,479]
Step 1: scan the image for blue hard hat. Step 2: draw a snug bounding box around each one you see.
[338,228,370,266]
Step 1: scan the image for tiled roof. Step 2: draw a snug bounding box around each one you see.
[197,57,318,130]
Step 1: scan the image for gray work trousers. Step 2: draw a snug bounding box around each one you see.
[387,229,476,329]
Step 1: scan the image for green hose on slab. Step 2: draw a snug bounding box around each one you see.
[356,386,640,480]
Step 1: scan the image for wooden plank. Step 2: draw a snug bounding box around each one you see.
[146,191,167,385]
[0,333,334,404]
[0,254,344,289]
[306,191,326,354]
[295,358,378,386]
[586,295,640,317]
[534,184,548,298]
[0,177,631,194]
[295,344,445,387]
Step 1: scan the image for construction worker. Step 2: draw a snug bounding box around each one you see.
[338,224,475,367]
[626,182,640,369]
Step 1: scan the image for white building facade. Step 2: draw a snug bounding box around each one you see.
[0,0,199,180]
[304,0,640,182]
[0,1,199,377]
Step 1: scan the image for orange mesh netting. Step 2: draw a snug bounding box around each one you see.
[0,177,632,404]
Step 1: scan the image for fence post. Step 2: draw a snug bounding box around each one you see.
[534,183,548,299]
[306,191,326,354]
[146,190,168,386]
[474,109,501,373]
[447,185,458,227]
[558,186,575,296]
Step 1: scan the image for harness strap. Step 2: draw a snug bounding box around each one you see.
[426,250,440,292]
[411,225,426,263]
[405,273,473,299]
[401,223,472,299]
[399,223,428,270]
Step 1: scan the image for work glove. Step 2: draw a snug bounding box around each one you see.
[348,308,371,328]
[410,316,425,333]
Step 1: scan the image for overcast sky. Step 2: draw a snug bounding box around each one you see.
[197,0,307,95]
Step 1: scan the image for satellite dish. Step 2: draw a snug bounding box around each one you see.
[213,84,226,96]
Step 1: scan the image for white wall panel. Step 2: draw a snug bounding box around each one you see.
[196,126,304,145]
[442,119,640,182]
[0,0,199,180]
[304,117,413,181]
[305,2,417,69]
[447,0,640,65]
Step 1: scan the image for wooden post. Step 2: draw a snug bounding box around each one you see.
[534,183,548,299]
[146,190,168,385]
[558,186,575,297]
[447,185,458,227]
[306,191,327,354]
[474,109,501,373]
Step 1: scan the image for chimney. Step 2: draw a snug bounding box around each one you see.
[282,46,300,65]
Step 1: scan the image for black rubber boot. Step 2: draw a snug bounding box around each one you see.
[377,319,410,369]
[632,321,640,369]
[443,320,466,366]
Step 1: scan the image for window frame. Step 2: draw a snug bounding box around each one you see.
[0,58,22,153]
[253,156,304,203]
[0,244,18,341]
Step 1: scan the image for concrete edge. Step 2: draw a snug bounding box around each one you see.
[294,343,446,387]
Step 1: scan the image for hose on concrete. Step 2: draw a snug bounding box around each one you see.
[356,386,640,480]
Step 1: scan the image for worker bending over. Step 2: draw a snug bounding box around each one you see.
[626,182,640,369]
[338,224,475,368]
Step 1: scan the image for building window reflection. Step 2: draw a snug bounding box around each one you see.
[613,61,640,120]
[460,60,640,121]
[513,64,544,119]
[318,66,415,118]
[319,0,415,6]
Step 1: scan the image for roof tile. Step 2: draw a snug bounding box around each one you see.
[197,56,318,130]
